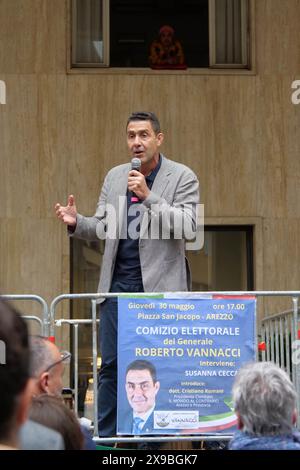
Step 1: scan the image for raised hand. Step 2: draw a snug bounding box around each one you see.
[55,195,77,226]
[128,170,150,200]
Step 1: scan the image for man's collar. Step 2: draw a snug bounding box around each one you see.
[145,154,162,182]
[133,404,155,423]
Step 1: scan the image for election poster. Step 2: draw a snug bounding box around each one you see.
[117,296,256,435]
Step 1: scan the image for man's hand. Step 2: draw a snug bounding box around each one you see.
[128,170,150,200]
[55,195,77,226]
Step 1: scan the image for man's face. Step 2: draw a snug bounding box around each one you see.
[47,361,64,396]
[127,120,163,167]
[125,369,160,415]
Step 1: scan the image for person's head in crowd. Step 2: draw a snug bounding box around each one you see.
[125,360,160,416]
[29,336,70,397]
[232,361,298,435]
[29,394,84,450]
[0,299,33,449]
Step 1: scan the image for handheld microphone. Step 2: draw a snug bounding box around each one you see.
[131,157,141,172]
[130,158,141,202]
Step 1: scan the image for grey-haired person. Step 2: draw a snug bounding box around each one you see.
[229,361,300,450]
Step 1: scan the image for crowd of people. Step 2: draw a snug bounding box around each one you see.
[0,299,95,450]
[1,296,300,451]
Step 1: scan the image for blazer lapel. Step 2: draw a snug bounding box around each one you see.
[111,165,129,240]
[150,154,172,197]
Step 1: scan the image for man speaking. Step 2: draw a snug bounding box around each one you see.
[55,111,200,437]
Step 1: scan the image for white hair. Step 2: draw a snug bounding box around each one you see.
[232,361,297,436]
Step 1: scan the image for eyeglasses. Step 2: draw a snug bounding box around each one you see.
[44,351,71,373]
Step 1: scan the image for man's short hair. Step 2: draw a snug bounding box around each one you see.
[126,359,158,383]
[0,299,30,440]
[232,361,297,436]
[126,112,161,134]
[29,335,56,377]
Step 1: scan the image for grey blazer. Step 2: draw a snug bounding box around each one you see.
[71,155,199,296]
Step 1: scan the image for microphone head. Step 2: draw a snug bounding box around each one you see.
[131,157,141,171]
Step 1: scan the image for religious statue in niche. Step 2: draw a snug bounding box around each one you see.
[149,25,187,69]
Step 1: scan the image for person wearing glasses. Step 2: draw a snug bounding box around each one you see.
[29,336,71,397]
[25,336,96,450]
[120,360,161,435]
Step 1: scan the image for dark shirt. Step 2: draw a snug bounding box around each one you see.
[112,156,161,284]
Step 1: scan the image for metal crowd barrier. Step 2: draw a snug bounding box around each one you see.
[50,291,300,444]
[2,294,49,336]
[260,298,300,423]
[50,294,101,437]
